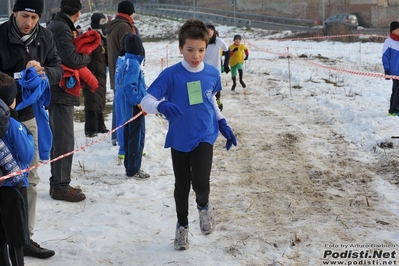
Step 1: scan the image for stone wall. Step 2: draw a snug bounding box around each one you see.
[194,0,391,28]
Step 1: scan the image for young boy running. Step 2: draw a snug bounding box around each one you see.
[229,34,249,91]
[141,19,237,250]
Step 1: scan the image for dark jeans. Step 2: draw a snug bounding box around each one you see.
[390,79,399,114]
[49,103,74,191]
[124,106,145,176]
[171,143,213,227]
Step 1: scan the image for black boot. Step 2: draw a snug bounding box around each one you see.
[231,77,236,91]
[23,239,55,259]
[238,69,246,88]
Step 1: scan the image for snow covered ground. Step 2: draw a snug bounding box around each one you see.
[23,11,399,266]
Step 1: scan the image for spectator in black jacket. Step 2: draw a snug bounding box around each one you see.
[83,12,109,137]
[0,0,63,259]
[46,0,88,203]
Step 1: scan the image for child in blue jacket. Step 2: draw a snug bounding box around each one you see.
[115,34,150,179]
[0,73,35,265]
[383,21,399,116]
[114,48,126,159]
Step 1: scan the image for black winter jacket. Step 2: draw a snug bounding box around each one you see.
[46,12,91,106]
[0,15,63,122]
[83,34,107,111]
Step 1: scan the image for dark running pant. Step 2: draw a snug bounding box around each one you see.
[390,79,399,114]
[0,241,23,266]
[0,187,28,266]
[124,106,145,177]
[85,110,107,135]
[171,143,213,227]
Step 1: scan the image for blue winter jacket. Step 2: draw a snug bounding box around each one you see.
[115,53,147,122]
[382,37,399,76]
[2,118,35,187]
[15,67,52,160]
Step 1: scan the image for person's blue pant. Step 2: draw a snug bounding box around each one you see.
[115,89,126,155]
[124,105,145,177]
[111,97,117,142]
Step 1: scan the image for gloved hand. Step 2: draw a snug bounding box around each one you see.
[385,70,391,80]
[222,51,230,74]
[218,118,237,151]
[157,101,183,121]
[244,55,248,61]
[224,64,230,74]
[232,47,238,52]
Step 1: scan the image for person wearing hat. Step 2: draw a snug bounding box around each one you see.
[383,21,399,116]
[106,0,140,147]
[0,0,63,259]
[203,19,230,111]
[76,25,83,36]
[46,0,88,203]
[115,33,150,179]
[229,34,249,91]
[82,12,109,138]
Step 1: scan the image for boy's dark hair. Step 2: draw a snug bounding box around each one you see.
[0,72,17,107]
[178,19,209,48]
[60,0,82,16]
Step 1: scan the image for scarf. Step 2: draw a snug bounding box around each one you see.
[116,13,136,34]
[10,16,38,47]
[390,33,399,41]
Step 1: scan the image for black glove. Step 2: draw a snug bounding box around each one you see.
[223,51,230,74]
[244,55,248,61]
[224,64,230,74]
[232,47,238,52]
[385,70,391,80]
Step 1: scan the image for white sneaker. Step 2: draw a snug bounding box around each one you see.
[174,223,189,250]
[198,204,215,235]
[129,170,150,179]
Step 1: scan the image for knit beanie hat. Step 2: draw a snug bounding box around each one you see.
[91,13,107,31]
[13,0,44,17]
[390,21,399,33]
[234,34,242,40]
[60,0,83,14]
[0,72,17,107]
[118,1,135,15]
[124,33,145,57]
[0,99,10,138]
[205,19,215,30]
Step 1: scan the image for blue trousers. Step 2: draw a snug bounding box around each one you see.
[124,105,145,177]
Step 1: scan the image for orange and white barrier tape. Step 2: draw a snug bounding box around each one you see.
[0,111,143,182]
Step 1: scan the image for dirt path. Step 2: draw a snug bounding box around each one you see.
[210,72,399,265]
